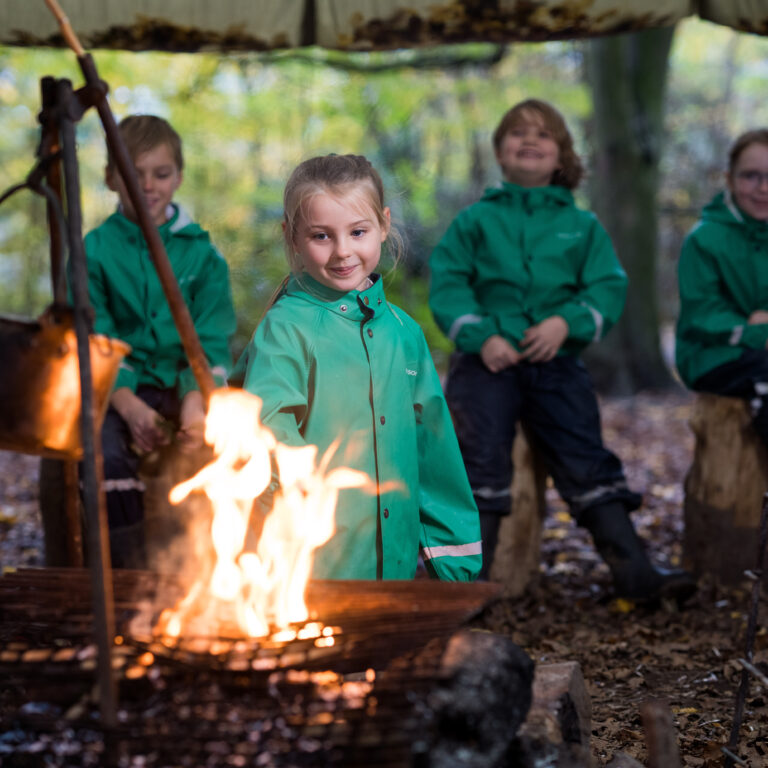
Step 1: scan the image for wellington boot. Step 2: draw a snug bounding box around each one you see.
[478,511,502,581]
[580,502,697,604]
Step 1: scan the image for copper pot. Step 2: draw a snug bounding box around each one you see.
[0,305,130,459]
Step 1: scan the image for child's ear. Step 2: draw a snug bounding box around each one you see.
[381,207,391,241]
[105,166,118,191]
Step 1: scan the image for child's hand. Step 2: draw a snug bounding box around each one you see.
[748,310,768,325]
[177,390,206,454]
[111,388,171,454]
[520,316,569,363]
[480,334,521,372]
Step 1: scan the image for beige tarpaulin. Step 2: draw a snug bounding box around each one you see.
[1,0,767,52]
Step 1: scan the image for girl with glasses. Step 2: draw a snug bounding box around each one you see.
[677,129,768,446]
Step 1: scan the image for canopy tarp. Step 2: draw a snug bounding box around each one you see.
[2,0,768,52]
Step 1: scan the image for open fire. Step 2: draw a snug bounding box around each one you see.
[153,388,369,640]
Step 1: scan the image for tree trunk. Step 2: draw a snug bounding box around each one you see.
[583,27,676,394]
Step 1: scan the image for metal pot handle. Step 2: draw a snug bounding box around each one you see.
[0,160,69,306]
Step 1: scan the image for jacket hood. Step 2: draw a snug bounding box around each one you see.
[481,181,574,207]
[701,190,768,236]
[109,203,205,239]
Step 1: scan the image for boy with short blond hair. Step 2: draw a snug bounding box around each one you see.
[84,114,236,568]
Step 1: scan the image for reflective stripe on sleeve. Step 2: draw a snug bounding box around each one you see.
[448,314,483,341]
[421,541,483,560]
[579,301,604,343]
[729,325,744,346]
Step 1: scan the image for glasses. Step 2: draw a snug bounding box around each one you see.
[735,170,768,188]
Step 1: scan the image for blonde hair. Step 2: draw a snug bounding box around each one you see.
[492,99,583,189]
[107,114,183,174]
[282,154,402,272]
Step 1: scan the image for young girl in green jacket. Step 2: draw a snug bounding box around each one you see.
[430,99,694,602]
[236,154,482,581]
[676,128,768,447]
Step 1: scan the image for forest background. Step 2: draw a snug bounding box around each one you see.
[1,17,767,392]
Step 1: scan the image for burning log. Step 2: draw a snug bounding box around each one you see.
[423,628,534,768]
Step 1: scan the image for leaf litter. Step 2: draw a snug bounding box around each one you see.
[1,391,768,765]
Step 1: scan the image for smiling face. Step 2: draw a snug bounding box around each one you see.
[292,190,390,292]
[728,141,768,222]
[495,110,562,188]
[106,142,183,227]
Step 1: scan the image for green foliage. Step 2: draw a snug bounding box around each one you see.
[1,20,767,370]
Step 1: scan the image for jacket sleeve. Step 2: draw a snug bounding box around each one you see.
[413,332,482,582]
[428,212,499,352]
[81,230,141,393]
[240,313,311,448]
[178,244,238,398]
[678,229,768,350]
[554,215,627,346]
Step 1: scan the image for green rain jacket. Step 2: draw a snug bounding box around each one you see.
[429,182,627,355]
[676,191,768,387]
[83,205,237,397]
[237,273,482,581]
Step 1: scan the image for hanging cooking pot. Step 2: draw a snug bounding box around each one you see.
[0,175,130,459]
[0,305,129,459]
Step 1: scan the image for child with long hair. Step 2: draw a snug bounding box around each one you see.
[677,128,768,446]
[429,99,695,602]
[235,154,481,580]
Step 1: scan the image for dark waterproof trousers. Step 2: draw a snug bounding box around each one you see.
[445,353,641,522]
[692,348,768,449]
[100,385,181,568]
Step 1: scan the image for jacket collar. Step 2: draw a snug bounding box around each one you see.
[481,180,574,207]
[285,272,386,320]
[704,191,768,239]
[109,203,202,238]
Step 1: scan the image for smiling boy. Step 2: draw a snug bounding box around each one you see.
[429,99,695,602]
[81,114,237,568]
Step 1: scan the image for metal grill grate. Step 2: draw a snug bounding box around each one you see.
[0,568,500,767]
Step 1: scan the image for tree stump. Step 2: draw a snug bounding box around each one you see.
[683,393,768,584]
[142,446,212,582]
[490,427,549,597]
[520,660,592,764]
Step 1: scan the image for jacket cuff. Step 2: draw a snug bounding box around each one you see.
[740,324,768,350]
[114,364,138,393]
[454,316,498,353]
[558,302,603,345]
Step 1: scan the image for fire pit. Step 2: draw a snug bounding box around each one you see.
[0,568,537,767]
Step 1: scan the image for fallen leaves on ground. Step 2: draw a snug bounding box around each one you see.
[481,390,768,766]
[2,391,768,765]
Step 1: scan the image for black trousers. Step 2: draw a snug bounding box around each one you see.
[692,348,768,448]
[445,353,641,522]
[99,385,181,567]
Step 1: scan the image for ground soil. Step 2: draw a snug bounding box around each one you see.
[1,389,767,767]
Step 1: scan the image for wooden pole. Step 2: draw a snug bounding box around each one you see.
[724,492,768,767]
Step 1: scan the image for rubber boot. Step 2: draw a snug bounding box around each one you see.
[579,502,697,603]
[479,512,502,581]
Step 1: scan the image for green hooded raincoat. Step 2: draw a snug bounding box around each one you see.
[429,182,627,354]
[676,191,768,387]
[237,274,482,581]
[83,204,236,397]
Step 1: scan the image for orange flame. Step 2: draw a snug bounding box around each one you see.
[154,388,368,639]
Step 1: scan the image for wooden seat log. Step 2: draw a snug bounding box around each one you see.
[520,660,592,765]
[683,393,768,585]
[490,427,549,596]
